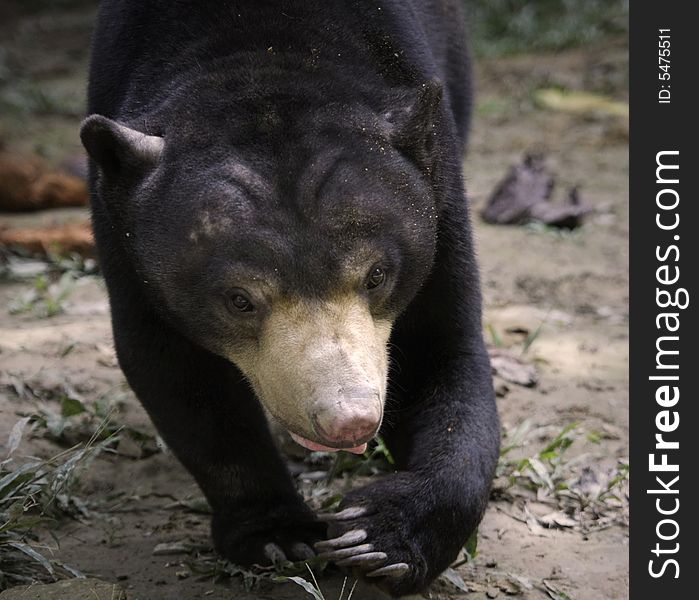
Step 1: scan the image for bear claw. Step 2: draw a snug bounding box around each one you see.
[263,541,316,565]
[263,543,288,565]
[318,507,368,521]
[336,551,387,568]
[367,563,410,578]
[290,542,316,561]
[317,543,374,561]
[314,529,367,550]
[316,523,411,582]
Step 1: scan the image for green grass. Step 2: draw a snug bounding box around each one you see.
[0,419,115,590]
[283,566,358,600]
[324,435,395,482]
[494,421,629,532]
[185,548,330,593]
[3,252,100,319]
[8,273,77,318]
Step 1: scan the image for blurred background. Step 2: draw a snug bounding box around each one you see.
[0,2,629,599]
[1,0,629,161]
[469,0,627,55]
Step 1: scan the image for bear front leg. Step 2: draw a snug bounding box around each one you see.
[111,298,324,566]
[317,352,499,595]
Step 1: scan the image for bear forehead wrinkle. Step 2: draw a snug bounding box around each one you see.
[292,174,394,233]
[218,162,273,199]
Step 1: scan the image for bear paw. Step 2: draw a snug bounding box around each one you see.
[212,508,325,567]
[314,473,443,596]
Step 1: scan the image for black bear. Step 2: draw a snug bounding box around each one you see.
[81,0,499,595]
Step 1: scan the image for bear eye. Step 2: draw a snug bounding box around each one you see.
[365,265,386,290]
[227,290,255,313]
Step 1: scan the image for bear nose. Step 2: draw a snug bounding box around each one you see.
[313,393,382,447]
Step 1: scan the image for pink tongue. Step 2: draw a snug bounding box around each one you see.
[290,432,367,455]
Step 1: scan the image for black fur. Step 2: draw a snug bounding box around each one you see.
[83,0,499,595]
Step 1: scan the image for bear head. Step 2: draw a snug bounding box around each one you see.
[81,82,444,454]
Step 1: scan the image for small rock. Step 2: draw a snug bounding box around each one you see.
[152,541,190,556]
[3,258,50,279]
[0,578,127,599]
[489,350,538,388]
[486,587,500,599]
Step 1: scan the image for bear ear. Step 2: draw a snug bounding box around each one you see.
[80,115,164,179]
[384,80,443,176]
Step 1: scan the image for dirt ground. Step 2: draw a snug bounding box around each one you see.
[0,4,628,600]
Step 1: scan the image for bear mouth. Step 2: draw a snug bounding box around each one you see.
[289,432,367,455]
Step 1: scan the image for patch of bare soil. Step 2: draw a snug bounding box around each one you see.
[1,6,628,598]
